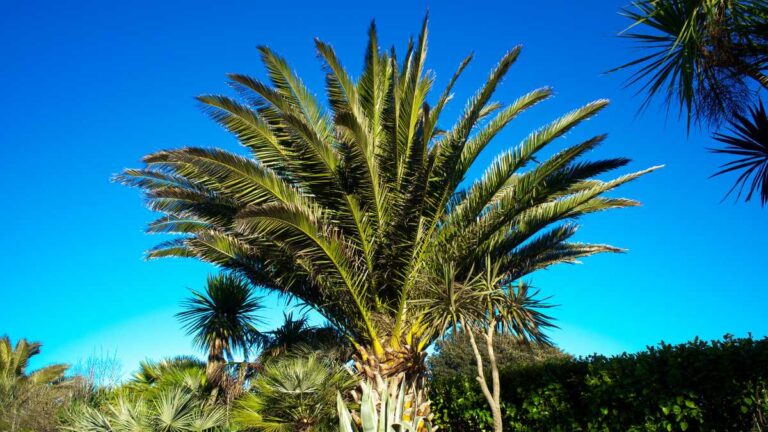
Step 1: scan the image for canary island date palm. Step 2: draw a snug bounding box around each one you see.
[177,273,265,387]
[119,17,659,409]
[614,0,768,203]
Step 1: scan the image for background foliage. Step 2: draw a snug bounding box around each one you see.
[430,335,768,431]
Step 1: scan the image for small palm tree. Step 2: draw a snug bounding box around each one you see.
[260,313,348,362]
[417,257,557,432]
[121,17,658,409]
[233,353,356,432]
[177,273,265,383]
[614,0,768,204]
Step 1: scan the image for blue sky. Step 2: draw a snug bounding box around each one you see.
[2,0,766,376]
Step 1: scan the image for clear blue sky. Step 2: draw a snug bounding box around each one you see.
[2,0,766,376]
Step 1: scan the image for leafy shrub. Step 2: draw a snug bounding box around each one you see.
[430,332,569,383]
[430,335,768,431]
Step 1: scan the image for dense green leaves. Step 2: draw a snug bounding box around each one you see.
[233,353,356,432]
[431,335,768,431]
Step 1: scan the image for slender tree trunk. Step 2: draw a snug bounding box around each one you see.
[462,318,504,432]
[485,324,503,432]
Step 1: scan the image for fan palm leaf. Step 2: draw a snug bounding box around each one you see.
[232,353,356,432]
[66,389,228,432]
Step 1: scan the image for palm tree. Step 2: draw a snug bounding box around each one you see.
[259,313,349,362]
[177,273,265,384]
[233,353,356,432]
[0,336,69,432]
[119,17,658,407]
[614,0,768,204]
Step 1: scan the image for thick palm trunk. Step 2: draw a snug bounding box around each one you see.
[206,346,226,382]
[206,341,229,403]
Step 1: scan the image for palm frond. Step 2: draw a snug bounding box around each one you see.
[711,100,768,205]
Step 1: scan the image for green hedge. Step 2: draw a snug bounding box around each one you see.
[430,336,768,431]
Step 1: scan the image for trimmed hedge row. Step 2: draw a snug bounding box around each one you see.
[430,336,768,431]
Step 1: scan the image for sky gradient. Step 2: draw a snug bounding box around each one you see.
[2,0,767,376]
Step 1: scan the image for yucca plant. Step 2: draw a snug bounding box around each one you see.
[119,16,658,410]
[337,380,431,432]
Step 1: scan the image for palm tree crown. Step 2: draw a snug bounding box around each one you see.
[177,273,264,366]
[120,17,658,382]
[0,336,67,385]
[614,0,767,126]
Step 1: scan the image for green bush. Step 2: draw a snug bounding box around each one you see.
[430,335,768,431]
[430,332,569,383]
